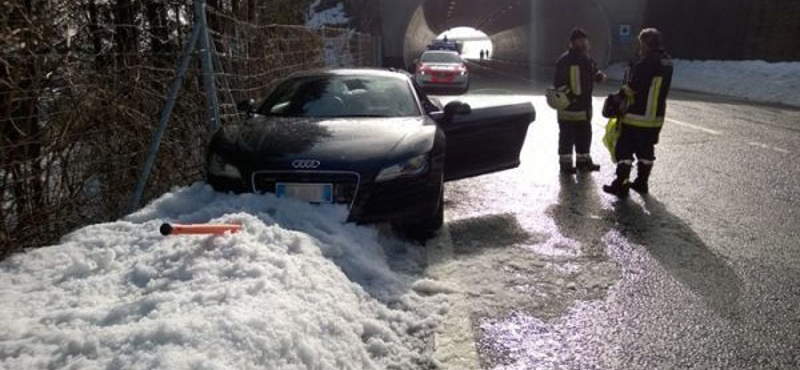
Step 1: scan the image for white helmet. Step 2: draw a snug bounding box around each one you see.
[546,87,571,110]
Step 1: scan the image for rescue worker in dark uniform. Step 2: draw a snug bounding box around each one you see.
[603,28,673,197]
[554,28,606,174]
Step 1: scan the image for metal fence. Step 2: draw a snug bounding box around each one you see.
[0,0,379,258]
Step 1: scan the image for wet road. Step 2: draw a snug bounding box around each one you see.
[423,65,800,369]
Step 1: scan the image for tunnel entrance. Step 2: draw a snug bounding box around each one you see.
[436,27,494,60]
[402,0,612,70]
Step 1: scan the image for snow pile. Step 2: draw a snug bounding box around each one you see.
[607,60,800,108]
[0,184,450,370]
[306,0,349,29]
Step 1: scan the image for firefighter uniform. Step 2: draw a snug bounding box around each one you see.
[554,47,600,173]
[606,48,673,195]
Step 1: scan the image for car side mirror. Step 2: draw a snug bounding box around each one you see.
[237,99,256,117]
[435,101,471,125]
[444,101,471,120]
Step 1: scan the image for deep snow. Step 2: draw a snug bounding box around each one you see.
[0,184,452,370]
[607,60,800,108]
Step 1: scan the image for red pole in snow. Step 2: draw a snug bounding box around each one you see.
[160,223,242,236]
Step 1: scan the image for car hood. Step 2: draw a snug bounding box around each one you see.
[420,63,463,70]
[211,115,435,170]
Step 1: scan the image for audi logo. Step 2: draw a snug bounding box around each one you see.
[291,159,321,169]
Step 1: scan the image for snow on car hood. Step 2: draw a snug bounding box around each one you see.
[0,184,453,370]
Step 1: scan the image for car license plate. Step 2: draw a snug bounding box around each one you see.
[275,183,333,203]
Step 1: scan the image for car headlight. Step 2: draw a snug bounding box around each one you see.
[208,153,242,179]
[376,154,429,182]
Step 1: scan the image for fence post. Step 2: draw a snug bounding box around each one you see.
[195,0,220,132]
[126,17,202,214]
[357,33,363,66]
[376,36,383,67]
[320,26,328,67]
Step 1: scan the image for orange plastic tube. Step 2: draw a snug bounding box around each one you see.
[160,223,242,236]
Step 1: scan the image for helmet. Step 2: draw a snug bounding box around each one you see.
[546,87,571,110]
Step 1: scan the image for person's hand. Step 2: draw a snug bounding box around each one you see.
[594,71,607,84]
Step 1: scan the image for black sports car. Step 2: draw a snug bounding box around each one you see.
[207,69,535,239]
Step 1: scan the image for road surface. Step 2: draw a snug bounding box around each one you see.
[421,64,800,370]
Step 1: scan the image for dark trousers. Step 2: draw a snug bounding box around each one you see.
[615,124,661,162]
[558,121,592,155]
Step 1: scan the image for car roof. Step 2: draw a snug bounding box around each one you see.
[289,68,412,80]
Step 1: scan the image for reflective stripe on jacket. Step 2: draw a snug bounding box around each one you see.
[621,50,673,128]
[554,48,597,122]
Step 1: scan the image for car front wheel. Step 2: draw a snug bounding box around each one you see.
[393,189,444,243]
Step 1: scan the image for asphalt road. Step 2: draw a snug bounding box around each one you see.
[422,64,800,369]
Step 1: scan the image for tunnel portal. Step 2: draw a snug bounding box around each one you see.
[380,0,647,69]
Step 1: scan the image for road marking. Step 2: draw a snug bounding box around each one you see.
[666,118,721,135]
[747,142,791,154]
[426,226,481,369]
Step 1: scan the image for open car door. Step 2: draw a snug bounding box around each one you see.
[442,102,535,182]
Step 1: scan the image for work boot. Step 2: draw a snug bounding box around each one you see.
[630,162,653,194]
[559,155,576,175]
[603,162,632,198]
[576,154,601,173]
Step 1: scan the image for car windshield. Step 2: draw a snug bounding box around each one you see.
[421,52,462,64]
[257,75,421,118]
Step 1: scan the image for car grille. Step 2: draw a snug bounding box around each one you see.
[361,177,435,215]
[252,171,359,206]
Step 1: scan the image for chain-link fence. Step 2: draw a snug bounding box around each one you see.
[0,0,379,258]
[205,6,379,124]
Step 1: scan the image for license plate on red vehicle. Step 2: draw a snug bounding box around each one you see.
[275,183,333,203]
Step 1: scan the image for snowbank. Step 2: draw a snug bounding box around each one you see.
[0,184,450,370]
[607,60,800,108]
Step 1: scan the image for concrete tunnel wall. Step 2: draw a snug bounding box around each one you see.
[380,0,647,70]
[402,0,612,68]
[403,6,439,68]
